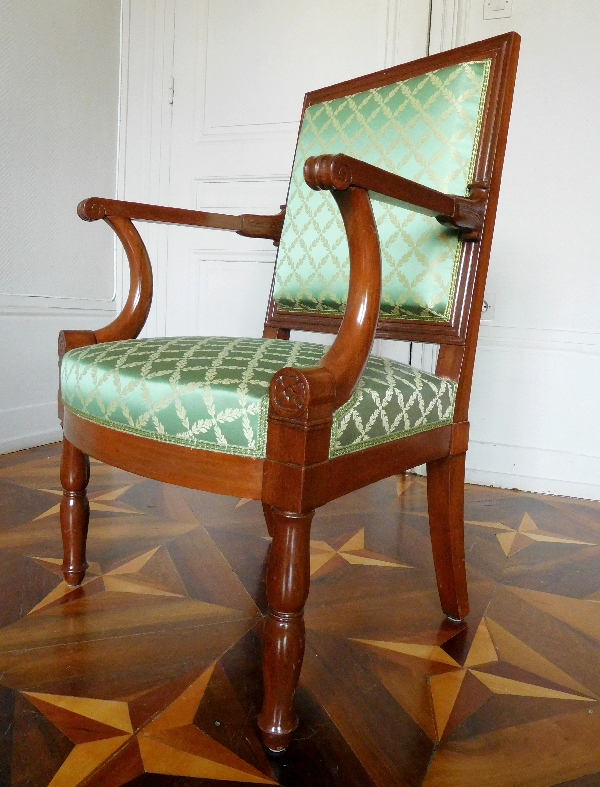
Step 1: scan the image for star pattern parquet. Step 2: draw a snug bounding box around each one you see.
[1,443,600,786]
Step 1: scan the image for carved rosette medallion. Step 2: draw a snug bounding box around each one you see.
[58,331,67,360]
[271,369,308,418]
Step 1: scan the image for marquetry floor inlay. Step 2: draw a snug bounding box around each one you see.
[1,443,600,786]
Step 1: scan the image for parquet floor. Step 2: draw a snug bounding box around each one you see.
[1,444,600,787]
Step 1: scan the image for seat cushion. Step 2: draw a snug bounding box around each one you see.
[61,337,456,459]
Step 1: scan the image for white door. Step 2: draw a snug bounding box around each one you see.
[157,0,432,343]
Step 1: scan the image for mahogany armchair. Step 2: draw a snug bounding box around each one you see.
[58,34,519,752]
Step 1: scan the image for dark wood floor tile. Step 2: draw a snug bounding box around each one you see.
[117,481,192,522]
[194,662,274,779]
[305,573,443,640]
[0,442,61,470]
[219,626,264,722]
[179,489,267,535]
[499,547,600,598]
[366,653,437,741]
[0,552,63,629]
[448,693,597,743]
[205,528,270,613]
[554,772,600,787]
[218,625,378,787]
[0,686,14,787]
[167,527,259,614]
[267,686,378,787]
[0,591,256,655]
[0,453,145,494]
[484,585,600,699]
[10,691,74,787]
[0,618,258,700]
[423,708,600,787]
[507,586,600,646]
[302,630,434,787]
[83,738,145,787]
[0,480,59,530]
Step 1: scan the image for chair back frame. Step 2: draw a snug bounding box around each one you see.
[264,34,520,417]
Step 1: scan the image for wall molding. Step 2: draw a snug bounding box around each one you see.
[195,174,290,212]
[429,0,472,53]
[0,293,116,317]
[192,249,276,264]
[199,0,408,140]
[478,325,600,356]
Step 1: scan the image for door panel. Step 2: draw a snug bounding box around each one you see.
[163,0,431,340]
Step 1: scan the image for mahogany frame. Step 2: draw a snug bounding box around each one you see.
[58,33,520,753]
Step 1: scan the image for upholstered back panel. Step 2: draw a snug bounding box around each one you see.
[273,60,491,322]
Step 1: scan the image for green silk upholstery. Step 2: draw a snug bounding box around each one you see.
[274,59,491,321]
[61,338,456,459]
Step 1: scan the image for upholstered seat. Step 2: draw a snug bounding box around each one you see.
[61,336,456,458]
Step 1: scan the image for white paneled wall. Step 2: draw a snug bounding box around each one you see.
[0,1,120,453]
[430,0,600,498]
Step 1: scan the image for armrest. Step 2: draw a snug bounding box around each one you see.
[61,198,286,353]
[77,197,286,244]
[267,152,489,421]
[303,153,488,241]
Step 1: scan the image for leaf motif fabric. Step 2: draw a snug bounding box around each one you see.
[274,59,491,321]
[61,337,456,459]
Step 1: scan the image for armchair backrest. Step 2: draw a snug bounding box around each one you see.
[264,34,519,354]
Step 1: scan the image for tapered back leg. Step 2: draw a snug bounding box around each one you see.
[60,436,90,586]
[425,453,469,621]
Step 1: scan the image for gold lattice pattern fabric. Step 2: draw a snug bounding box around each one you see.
[61,338,456,459]
[274,59,491,321]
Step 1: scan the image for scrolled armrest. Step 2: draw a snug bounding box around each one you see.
[77,198,285,244]
[304,153,488,241]
[70,197,287,350]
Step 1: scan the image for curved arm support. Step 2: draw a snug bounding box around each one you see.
[268,186,381,419]
[95,216,153,343]
[304,154,488,241]
[318,187,381,407]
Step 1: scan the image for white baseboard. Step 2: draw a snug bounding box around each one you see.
[1,295,116,456]
[0,402,62,454]
[1,429,62,455]
[465,440,600,501]
[410,442,600,501]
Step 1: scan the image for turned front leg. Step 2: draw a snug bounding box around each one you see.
[60,436,90,586]
[258,508,313,752]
